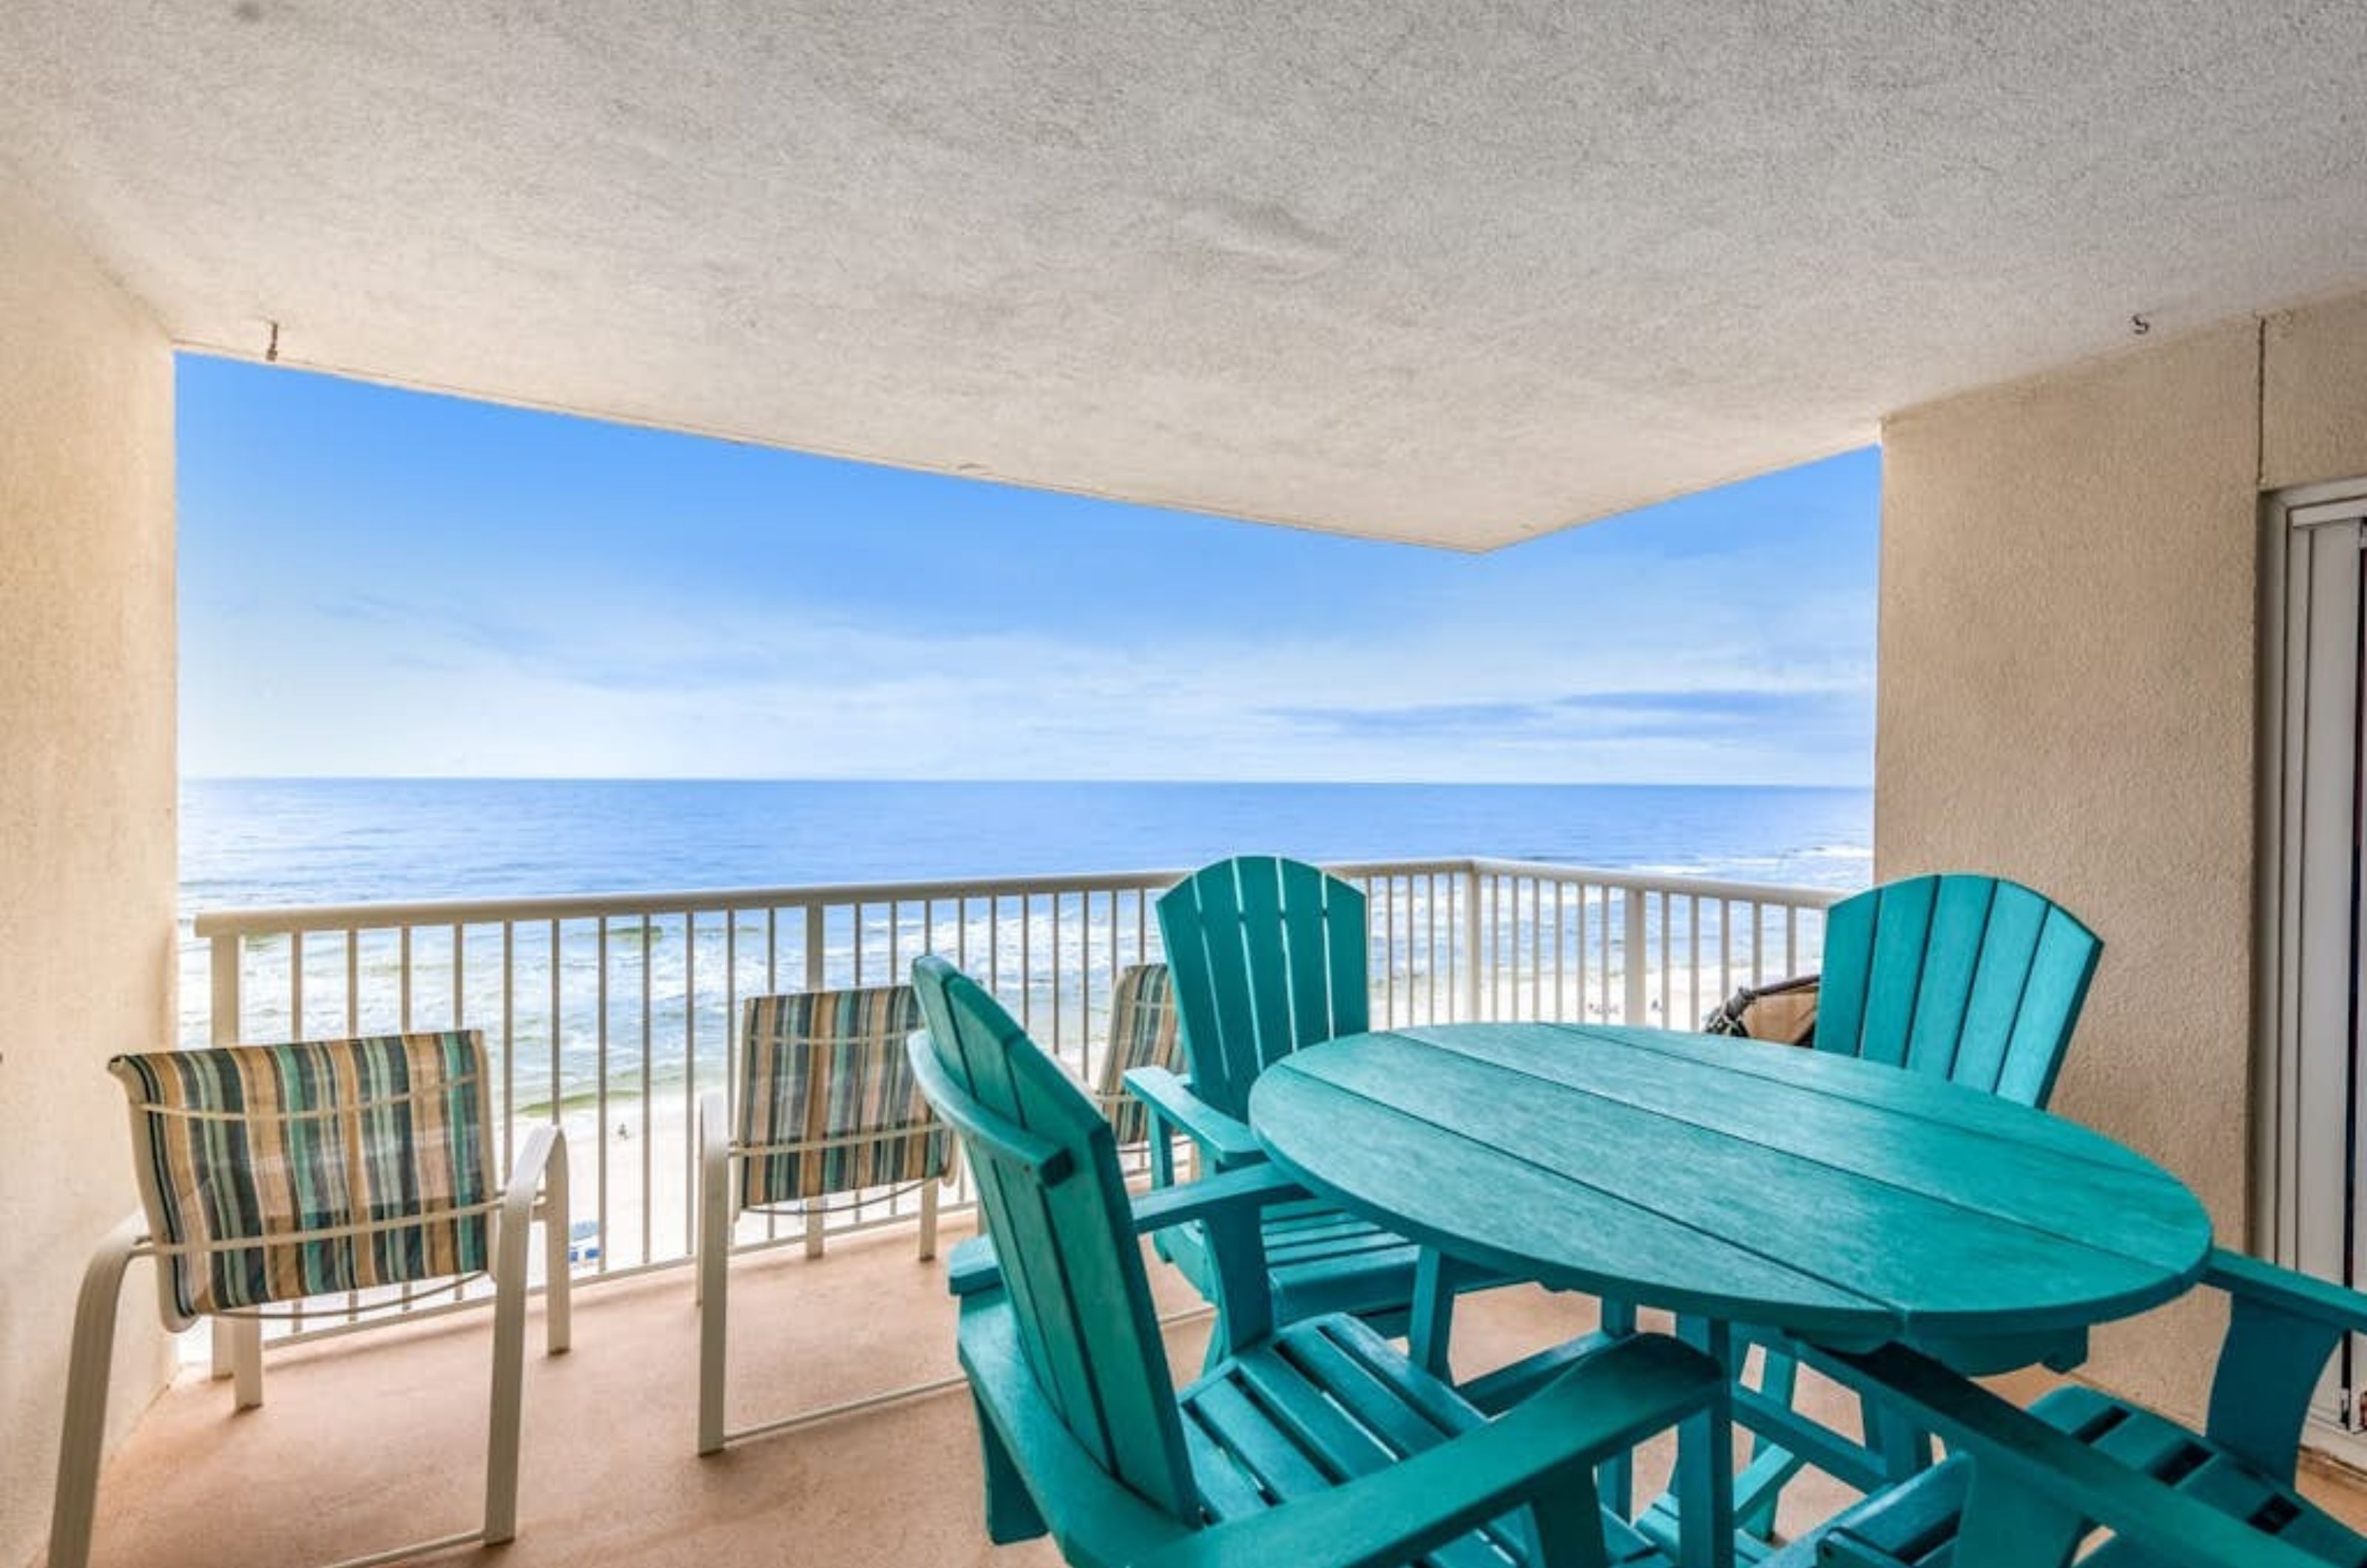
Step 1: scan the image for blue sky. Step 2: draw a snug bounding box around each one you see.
[178,356,1878,783]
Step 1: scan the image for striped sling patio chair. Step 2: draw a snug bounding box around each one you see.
[695,983,954,1453]
[52,1030,572,1568]
[1083,960,1185,1148]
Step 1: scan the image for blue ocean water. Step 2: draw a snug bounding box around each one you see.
[180,778,1873,910]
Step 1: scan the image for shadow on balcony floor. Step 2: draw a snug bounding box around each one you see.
[65,1214,2367,1567]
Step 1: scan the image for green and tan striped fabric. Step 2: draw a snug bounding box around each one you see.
[1098,962,1182,1144]
[109,1032,494,1319]
[736,986,948,1209]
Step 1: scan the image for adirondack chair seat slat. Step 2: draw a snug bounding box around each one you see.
[1189,1325,1587,1568]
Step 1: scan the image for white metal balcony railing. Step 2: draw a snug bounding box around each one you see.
[184,856,1837,1348]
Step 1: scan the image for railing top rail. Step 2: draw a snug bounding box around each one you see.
[1465,857,1847,909]
[188,855,1840,937]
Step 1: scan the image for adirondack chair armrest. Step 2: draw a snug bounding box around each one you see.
[2205,1246,2367,1333]
[945,1166,1309,1300]
[947,1165,1306,1326]
[948,1235,1004,1298]
[1121,1067,1263,1170]
[1127,1163,1309,1237]
[1125,1334,1722,1568]
[2197,1246,2365,1479]
[1822,1342,2333,1568]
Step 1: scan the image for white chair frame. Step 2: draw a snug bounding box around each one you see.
[695,1092,956,1453]
[51,1072,572,1568]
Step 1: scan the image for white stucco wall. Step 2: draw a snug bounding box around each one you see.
[1879,292,2367,1417]
[0,173,177,1567]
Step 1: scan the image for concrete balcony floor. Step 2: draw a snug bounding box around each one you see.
[67,1214,2367,1567]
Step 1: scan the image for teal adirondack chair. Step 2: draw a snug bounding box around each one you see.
[1127,856,1502,1342]
[1638,872,2105,1544]
[1768,1251,2367,1567]
[906,953,1726,1568]
[1811,872,2102,1101]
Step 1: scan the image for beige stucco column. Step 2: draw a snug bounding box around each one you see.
[0,172,178,1568]
[1878,294,2367,1417]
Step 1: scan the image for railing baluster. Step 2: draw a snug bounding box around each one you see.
[1461,868,1483,1021]
[1525,877,1539,1019]
[1687,895,1703,1024]
[502,922,516,1173]
[1724,900,1738,993]
[595,917,610,1277]
[638,916,654,1267]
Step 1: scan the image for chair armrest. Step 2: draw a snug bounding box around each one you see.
[1126,1335,1722,1568]
[2201,1246,2357,1481]
[1128,1163,1308,1237]
[1825,1342,2334,1568]
[1122,1067,1263,1170]
[504,1123,564,1217]
[2206,1246,2367,1334]
[948,1235,1003,1298]
[945,1167,1308,1300]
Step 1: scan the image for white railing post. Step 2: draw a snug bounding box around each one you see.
[207,931,242,1379]
[1461,862,1485,1022]
[1623,889,1650,1026]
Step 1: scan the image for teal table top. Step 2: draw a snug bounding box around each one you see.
[1248,1021,2214,1348]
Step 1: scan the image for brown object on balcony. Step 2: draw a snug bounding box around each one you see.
[1701,974,1820,1046]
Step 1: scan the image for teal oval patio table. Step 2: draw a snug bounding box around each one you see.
[1246,1020,2215,1568]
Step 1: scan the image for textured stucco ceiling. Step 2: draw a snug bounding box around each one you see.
[4,3,2367,549]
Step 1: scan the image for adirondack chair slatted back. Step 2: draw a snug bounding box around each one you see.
[1814,873,2101,1107]
[1156,856,1369,1121]
[908,955,1198,1521]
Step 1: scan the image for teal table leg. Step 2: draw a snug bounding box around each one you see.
[1675,1315,1736,1568]
[1598,1296,1638,1519]
[1408,1248,1456,1379]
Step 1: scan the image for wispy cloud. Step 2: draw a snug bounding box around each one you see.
[1272,687,1868,743]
